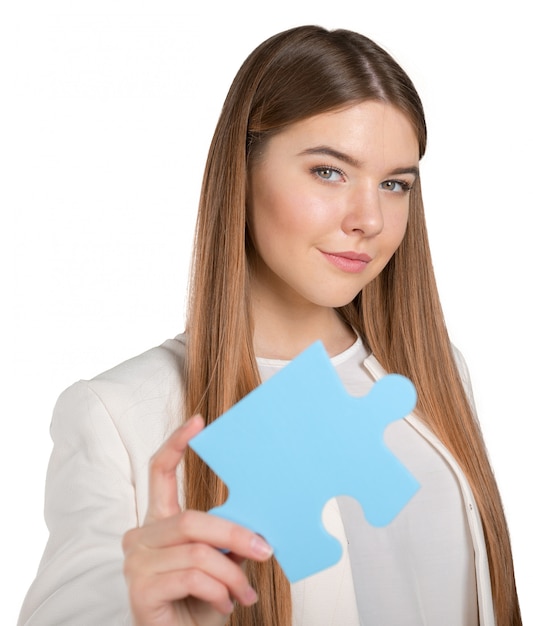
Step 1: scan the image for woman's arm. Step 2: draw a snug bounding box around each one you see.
[19,379,273,626]
[18,381,138,624]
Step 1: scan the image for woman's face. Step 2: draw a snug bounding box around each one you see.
[247,100,420,312]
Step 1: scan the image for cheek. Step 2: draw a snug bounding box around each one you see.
[385,207,410,250]
[249,183,326,242]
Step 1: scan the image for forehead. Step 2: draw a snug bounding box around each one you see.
[257,101,420,168]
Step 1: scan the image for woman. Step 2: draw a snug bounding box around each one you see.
[19,25,521,626]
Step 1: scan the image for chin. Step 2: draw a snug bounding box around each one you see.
[313,290,363,309]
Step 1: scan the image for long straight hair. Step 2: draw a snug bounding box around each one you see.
[185,26,521,625]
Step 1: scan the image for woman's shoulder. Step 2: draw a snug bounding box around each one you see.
[52,334,188,451]
[88,334,187,389]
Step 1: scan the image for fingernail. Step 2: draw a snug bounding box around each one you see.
[251,535,273,558]
[243,585,258,604]
[222,599,234,615]
[188,414,203,427]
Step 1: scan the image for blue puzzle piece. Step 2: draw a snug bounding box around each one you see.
[189,341,419,582]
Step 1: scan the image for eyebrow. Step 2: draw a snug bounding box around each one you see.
[298,145,420,179]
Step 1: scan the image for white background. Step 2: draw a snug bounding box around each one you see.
[2,1,531,623]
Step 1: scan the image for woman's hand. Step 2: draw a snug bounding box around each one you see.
[122,415,273,626]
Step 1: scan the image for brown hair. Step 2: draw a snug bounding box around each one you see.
[185,25,521,625]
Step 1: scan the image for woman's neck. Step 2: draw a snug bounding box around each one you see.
[251,300,356,360]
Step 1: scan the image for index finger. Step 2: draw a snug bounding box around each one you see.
[145,414,205,523]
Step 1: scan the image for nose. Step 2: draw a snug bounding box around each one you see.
[341,183,384,237]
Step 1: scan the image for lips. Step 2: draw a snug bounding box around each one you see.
[319,250,372,273]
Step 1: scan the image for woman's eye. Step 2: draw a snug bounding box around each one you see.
[380,180,412,193]
[312,166,344,182]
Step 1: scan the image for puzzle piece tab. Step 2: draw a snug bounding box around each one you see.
[189,341,419,582]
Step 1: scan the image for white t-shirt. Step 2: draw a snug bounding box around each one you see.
[256,338,478,626]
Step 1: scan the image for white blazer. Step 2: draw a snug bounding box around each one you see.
[18,335,496,625]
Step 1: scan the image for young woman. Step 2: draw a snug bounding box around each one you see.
[18,25,521,626]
